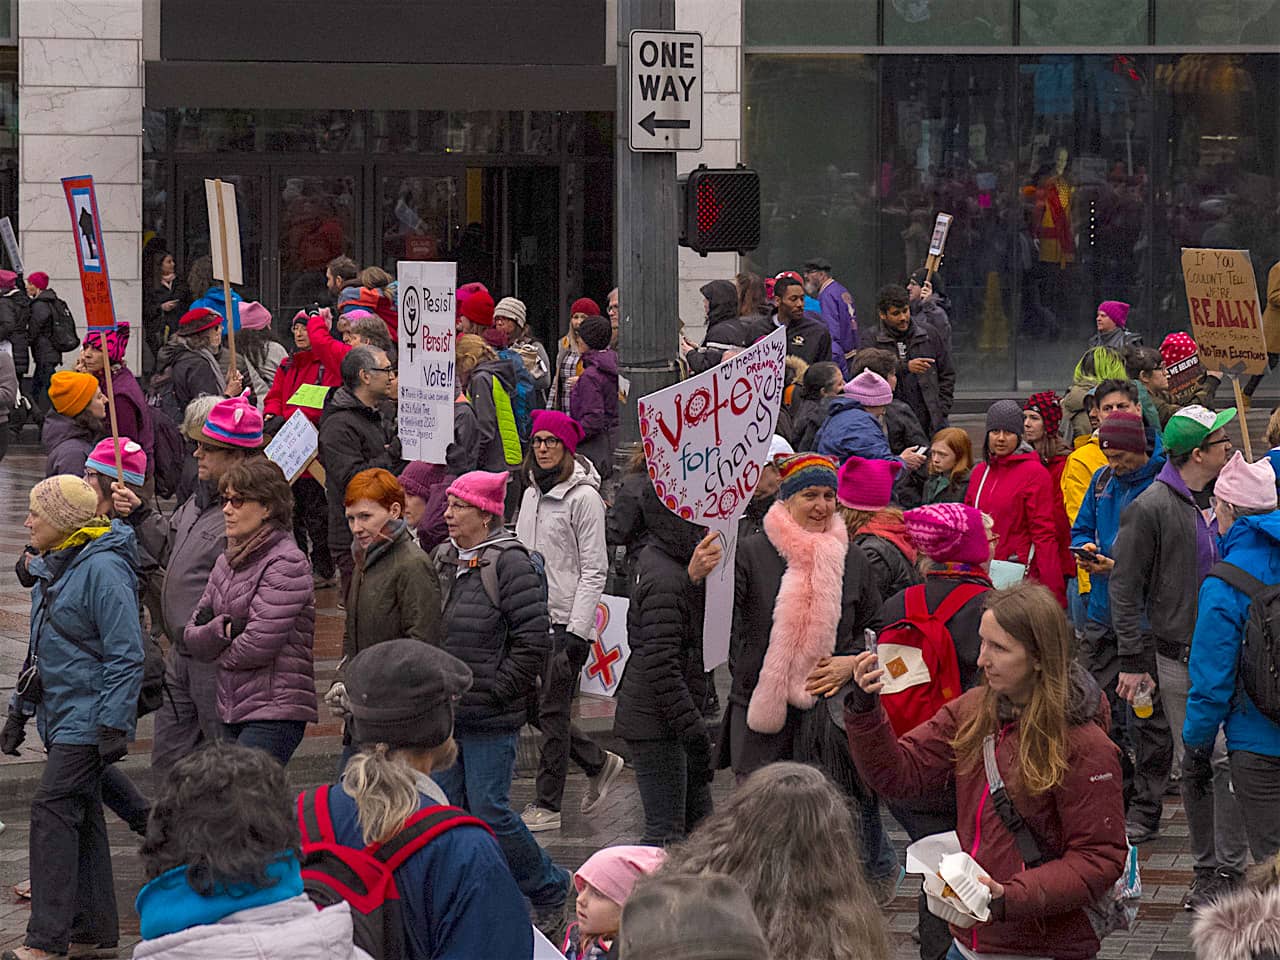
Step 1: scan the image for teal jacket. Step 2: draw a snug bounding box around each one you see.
[1184,512,1280,756]
[30,520,144,744]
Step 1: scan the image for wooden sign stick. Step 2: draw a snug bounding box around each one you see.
[214,179,237,377]
[98,335,125,483]
[1229,374,1254,461]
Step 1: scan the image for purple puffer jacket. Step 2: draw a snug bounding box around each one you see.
[183,526,318,725]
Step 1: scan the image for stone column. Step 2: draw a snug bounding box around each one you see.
[19,0,143,368]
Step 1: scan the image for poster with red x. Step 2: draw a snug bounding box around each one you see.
[579,595,630,698]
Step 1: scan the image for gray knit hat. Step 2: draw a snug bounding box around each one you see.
[985,399,1025,438]
[345,639,472,749]
[619,873,770,960]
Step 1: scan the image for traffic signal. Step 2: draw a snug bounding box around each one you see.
[679,165,760,256]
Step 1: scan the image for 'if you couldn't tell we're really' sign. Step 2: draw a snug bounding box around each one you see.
[1180,248,1269,375]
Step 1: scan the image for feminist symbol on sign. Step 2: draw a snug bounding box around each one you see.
[402,286,420,363]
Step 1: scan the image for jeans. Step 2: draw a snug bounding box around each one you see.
[432,730,570,908]
[1230,750,1280,863]
[150,649,224,775]
[101,765,150,835]
[1157,653,1249,875]
[890,797,960,960]
[27,745,118,953]
[225,719,306,766]
[1066,577,1088,635]
[626,738,714,846]
[1081,622,1172,830]
[292,476,333,580]
[534,626,606,812]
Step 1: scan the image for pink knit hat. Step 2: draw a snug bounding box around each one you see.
[843,370,893,407]
[530,409,584,456]
[1098,300,1130,328]
[83,320,131,363]
[1215,451,1278,512]
[573,845,667,905]
[837,455,902,511]
[903,503,990,565]
[200,390,264,449]
[446,470,507,517]
[85,438,147,486]
[237,301,273,331]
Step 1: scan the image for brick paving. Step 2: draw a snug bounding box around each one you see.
[0,440,1237,957]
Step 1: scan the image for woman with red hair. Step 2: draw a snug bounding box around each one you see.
[327,468,443,770]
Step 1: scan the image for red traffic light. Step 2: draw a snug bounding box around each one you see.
[680,166,760,256]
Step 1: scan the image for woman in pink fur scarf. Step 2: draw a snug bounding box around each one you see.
[722,452,884,773]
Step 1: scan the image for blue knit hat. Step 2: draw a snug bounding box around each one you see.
[776,453,838,501]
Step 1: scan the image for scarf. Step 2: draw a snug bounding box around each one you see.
[929,563,992,584]
[747,501,849,735]
[858,513,917,564]
[135,852,303,941]
[55,518,112,552]
[225,523,277,570]
[533,462,563,495]
[352,519,407,568]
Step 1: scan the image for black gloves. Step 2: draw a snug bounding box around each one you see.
[228,617,248,638]
[1,712,26,756]
[1182,743,1214,791]
[193,606,215,626]
[565,632,592,669]
[682,729,715,784]
[97,726,129,765]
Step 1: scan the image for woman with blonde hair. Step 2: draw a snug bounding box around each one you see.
[658,761,891,960]
[845,582,1127,960]
[456,333,522,480]
[314,639,530,959]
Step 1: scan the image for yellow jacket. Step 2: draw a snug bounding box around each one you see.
[1061,434,1107,593]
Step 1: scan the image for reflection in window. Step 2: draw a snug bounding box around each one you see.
[173,109,256,152]
[883,0,1012,45]
[1020,0,1147,45]
[744,0,877,45]
[181,174,263,304]
[1155,0,1280,44]
[280,177,356,311]
[379,176,459,272]
[259,111,363,153]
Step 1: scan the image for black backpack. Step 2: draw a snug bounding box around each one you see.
[297,786,491,960]
[49,298,80,355]
[1207,562,1280,725]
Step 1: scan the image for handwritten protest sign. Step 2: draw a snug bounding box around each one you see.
[397,260,455,463]
[578,595,631,698]
[264,409,319,483]
[1181,248,1268,376]
[1167,353,1205,396]
[637,327,786,668]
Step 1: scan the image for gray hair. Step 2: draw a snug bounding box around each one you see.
[341,345,385,391]
[348,316,393,354]
[182,394,222,439]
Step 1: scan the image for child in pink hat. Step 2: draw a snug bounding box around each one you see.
[565,845,666,959]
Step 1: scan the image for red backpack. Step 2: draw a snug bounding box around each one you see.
[875,583,989,736]
[297,785,492,960]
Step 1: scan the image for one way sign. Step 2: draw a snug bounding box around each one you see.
[629,30,702,152]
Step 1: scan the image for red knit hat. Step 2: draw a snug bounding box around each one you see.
[571,297,600,317]
[459,287,495,327]
[1160,332,1198,368]
[1023,390,1063,437]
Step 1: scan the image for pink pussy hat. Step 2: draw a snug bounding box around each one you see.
[843,369,893,407]
[1099,300,1131,328]
[1215,451,1278,512]
[446,470,508,517]
[85,438,147,486]
[200,390,264,449]
[530,409,584,456]
[837,455,903,511]
[573,845,667,905]
[904,502,990,565]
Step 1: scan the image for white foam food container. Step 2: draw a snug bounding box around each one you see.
[938,851,993,919]
[922,872,985,928]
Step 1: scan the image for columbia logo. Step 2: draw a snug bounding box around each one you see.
[1090,773,1113,783]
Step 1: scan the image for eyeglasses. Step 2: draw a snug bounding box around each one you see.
[370,365,395,375]
[531,436,564,449]
[223,495,256,509]
[1202,437,1233,450]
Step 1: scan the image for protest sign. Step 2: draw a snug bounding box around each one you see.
[287,383,332,410]
[1167,353,1206,396]
[397,260,455,463]
[579,595,631,698]
[0,217,22,273]
[1180,248,1268,376]
[925,212,953,282]
[264,409,320,483]
[205,179,243,285]
[637,327,786,668]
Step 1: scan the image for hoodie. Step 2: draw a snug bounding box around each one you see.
[686,280,768,373]
[1184,511,1280,757]
[570,348,620,479]
[42,411,100,477]
[814,396,897,463]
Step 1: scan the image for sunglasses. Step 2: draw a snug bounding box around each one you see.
[223,495,256,509]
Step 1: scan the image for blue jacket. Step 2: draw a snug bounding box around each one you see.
[30,520,143,745]
[326,780,532,960]
[1184,511,1280,756]
[817,279,859,373]
[1268,447,1280,490]
[190,285,243,332]
[814,396,896,463]
[1070,453,1164,626]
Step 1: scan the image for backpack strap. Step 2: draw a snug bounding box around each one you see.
[981,735,1046,868]
[476,539,528,610]
[297,786,338,845]
[929,583,991,626]
[368,804,493,873]
[1208,561,1268,599]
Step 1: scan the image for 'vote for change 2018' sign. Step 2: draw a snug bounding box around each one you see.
[1181,248,1269,376]
[637,328,786,667]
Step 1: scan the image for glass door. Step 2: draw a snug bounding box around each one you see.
[276,170,361,319]
[377,169,464,273]
[176,167,267,306]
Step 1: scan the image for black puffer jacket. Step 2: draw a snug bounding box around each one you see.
[854,532,923,603]
[433,532,551,733]
[318,386,394,549]
[614,486,707,742]
[0,286,31,375]
[686,280,769,373]
[28,289,63,367]
[155,338,224,412]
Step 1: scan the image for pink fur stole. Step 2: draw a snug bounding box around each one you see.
[746,501,849,735]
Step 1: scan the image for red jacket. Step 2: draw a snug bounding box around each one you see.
[846,681,1126,960]
[264,347,342,426]
[1045,453,1075,591]
[307,313,352,378]
[966,450,1067,605]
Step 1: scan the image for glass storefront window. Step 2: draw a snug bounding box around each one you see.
[173,109,256,153]
[744,0,877,46]
[879,57,1017,391]
[259,111,364,153]
[883,0,1013,45]
[1020,0,1148,44]
[180,173,263,303]
[279,175,358,312]
[742,54,878,329]
[1155,0,1280,44]
[378,174,461,272]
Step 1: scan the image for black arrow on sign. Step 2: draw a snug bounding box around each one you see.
[638,111,692,137]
